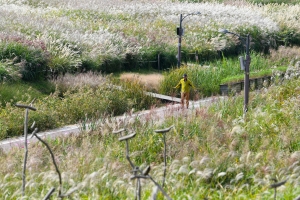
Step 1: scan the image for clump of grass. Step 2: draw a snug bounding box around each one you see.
[220,66,287,84]
[119,72,164,92]
[41,35,82,78]
[269,46,300,66]
[0,80,54,108]
[50,71,108,94]
[0,40,47,81]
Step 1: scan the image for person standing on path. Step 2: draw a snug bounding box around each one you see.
[174,73,196,109]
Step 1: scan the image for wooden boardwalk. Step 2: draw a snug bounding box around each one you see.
[145,92,181,103]
[111,84,181,103]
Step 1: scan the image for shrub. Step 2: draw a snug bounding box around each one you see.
[99,55,123,73]
[44,36,82,78]
[0,41,47,81]
[0,63,10,81]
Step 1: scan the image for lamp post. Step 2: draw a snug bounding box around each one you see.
[177,12,201,68]
[219,29,251,114]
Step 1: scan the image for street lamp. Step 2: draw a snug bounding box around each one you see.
[219,29,251,114]
[177,12,201,68]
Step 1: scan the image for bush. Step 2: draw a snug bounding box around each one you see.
[45,39,82,78]
[0,41,47,81]
[99,55,123,73]
[0,64,10,82]
[139,46,177,71]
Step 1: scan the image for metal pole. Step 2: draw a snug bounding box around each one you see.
[244,34,250,113]
[177,14,182,68]
[22,108,29,196]
[218,29,251,114]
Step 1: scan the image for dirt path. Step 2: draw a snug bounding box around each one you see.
[0,96,226,153]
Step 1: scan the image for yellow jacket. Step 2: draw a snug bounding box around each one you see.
[175,78,195,93]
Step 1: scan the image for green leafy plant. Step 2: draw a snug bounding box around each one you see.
[0,41,47,81]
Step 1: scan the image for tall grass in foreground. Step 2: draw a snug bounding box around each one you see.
[0,77,299,199]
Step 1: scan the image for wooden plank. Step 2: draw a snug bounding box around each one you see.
[110,84,181,103]
[145,92,181,103]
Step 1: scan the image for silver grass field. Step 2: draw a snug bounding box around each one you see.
[0,0,300,199]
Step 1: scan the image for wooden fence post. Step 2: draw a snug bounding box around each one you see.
[158,53,161,71]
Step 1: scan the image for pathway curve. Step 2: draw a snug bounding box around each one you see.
[0,96,226,153]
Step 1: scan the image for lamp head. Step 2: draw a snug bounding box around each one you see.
[219,28,243,40]
[218,29,229,34]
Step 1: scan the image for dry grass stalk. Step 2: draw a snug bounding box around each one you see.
[51,71,108,91]
[270,46,300,63]
[15,100,36,197]
[120,73,163,92]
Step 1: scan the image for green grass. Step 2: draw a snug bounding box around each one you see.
[112,67,162,79]
[0,41,48,81]
[159,52,284,97]
[220,66,288,84]
[0,80,55,107]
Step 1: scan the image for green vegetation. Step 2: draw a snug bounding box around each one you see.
[0,0,300,198]
[0,46,297,139]
[0,41,47,81]
[159,51,290,97]
[1,0,300,76]
[220,66,287,84]
[0,78,299,199]
[0,73,156,139]
[0,80,55,107]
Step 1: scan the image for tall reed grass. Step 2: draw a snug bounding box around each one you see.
[1,0,299,74]
[0,77,299,199]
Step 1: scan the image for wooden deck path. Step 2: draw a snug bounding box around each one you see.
[110,84,181,103]
[145,92,181,103]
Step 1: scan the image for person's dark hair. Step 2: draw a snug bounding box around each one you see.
[183,74,187,77]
